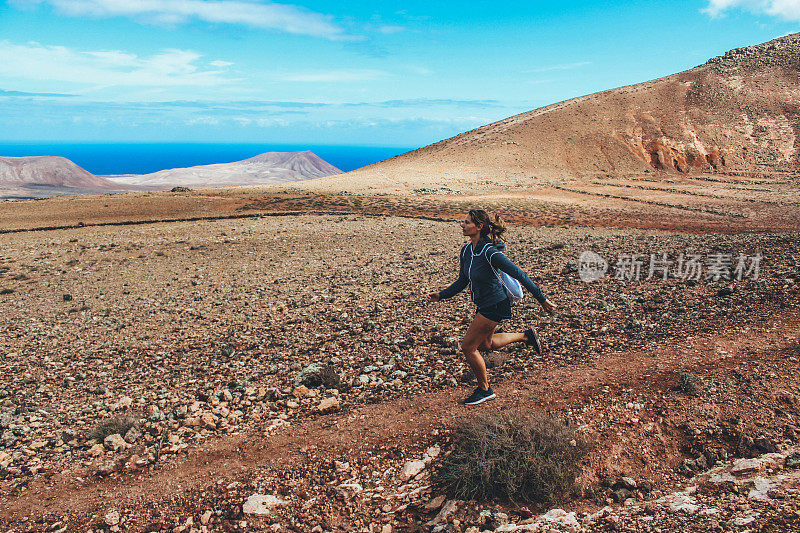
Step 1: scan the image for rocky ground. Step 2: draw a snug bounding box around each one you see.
[0,213,799,531]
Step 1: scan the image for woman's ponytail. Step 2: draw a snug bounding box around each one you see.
[489,213,506,244]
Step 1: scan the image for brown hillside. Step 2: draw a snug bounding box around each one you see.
[298,33,800,194]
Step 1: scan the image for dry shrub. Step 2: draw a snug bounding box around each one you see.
[296,364,344,390]
[676,369,700,395]
[311,365,344,390]
[89,414,137,441]
[435,410,588,505]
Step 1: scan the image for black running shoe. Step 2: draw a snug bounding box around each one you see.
[463,387,496,405]
[524,327,542,355]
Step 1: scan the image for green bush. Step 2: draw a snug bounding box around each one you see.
[435,411,588,505]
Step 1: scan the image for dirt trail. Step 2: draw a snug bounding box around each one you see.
[5,309,798,524]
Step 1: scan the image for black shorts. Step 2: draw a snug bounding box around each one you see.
[477,298,512,323]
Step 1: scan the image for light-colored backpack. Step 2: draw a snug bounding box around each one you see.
[486,247,524,305]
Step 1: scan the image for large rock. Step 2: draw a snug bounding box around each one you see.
[731,458,762,477]
[400,459,426,481]
[242,494,286,515]
[497,508,580,532]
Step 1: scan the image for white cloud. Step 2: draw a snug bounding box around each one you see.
[526,61,592,73]
[378,25,406,34]
[274,69,389,82]
[17,0,349,39]
[406,65,433,76]
[703,0,800,20]
[0,41,235,87]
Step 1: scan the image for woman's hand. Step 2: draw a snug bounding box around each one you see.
[427,292,440,303]
[541,299,556,314]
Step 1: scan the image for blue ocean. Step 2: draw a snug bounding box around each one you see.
[0,143,414,175]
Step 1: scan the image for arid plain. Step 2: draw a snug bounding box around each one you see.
[1,175,799,532]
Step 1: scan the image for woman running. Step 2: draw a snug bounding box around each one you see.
[427,210,555,405]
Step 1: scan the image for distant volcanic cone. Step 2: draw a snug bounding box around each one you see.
[0,156,122,189]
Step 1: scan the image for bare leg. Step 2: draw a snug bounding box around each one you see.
[478,329,528,352]
[489,331,527,350]
[461,314,498,390]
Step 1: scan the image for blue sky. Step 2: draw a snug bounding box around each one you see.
[0,0,798,147]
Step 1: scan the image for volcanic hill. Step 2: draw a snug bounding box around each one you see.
[0,156,126,198]
[106,150,342,189]
[299,33,800,194]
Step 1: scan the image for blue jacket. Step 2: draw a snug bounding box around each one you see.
[439,240,547,308]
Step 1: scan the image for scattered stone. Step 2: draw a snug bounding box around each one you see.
[200,412,218,430]
[103,434,129,452]
[336,482,363,498]
[104,510,120,526]
[753,436,778,453]
[292,386,310,399]
[426,500,459,526]
[717,286,734,297]
[424,495,447,510]
[96,460,121,477]
[88,443,105,456]
[423,445,441,464]
[112,396,134,411]
[656,493,699,514]
[748,476,775,501]
[613,476,637,491]
[613,488,633,502]
[2,213,800,531]
[539,508,580,530]
[317,397,339,412]
[124,426,142,444]
[562,260,578,275]
[785,452,800,469]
